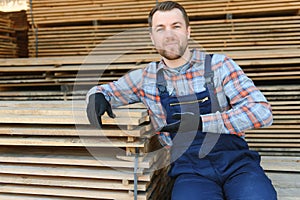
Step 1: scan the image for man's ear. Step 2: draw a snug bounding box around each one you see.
[149,32,155,46]
[187,26,191,39]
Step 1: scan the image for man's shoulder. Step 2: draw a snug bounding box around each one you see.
[143,61,160,73]
[211,53,228,63]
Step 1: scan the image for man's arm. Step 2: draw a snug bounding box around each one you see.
[86,68,143,107]
[86,69,143,128]
[201,55,273,135]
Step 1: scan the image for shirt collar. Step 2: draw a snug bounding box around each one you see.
[156,49,206,72]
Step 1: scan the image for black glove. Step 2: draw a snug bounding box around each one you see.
[86,93,116,128]
[159,112,202,133]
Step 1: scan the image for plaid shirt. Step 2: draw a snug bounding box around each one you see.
[87,49,273,146]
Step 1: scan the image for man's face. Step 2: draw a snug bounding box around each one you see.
[150,8,190,60]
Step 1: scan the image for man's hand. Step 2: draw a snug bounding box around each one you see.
[159,112,202,133]
[86,93,116,128]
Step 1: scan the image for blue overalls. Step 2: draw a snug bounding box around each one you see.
[156,55,277,200]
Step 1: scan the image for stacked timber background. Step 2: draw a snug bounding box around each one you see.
[0,0,299,199]
[0,12,17,58]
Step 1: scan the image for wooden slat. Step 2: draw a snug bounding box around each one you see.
[0,146,162,169]
[0,184,149,200]
[0,193,98,200]
[261,156,300,172]
[0,124,152,137]
[0,100,149,126]
[0,173,148,191]
[266,172,300,200]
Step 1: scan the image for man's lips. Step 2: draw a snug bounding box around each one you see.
[165,42,178,46]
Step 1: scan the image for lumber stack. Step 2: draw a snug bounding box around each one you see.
[0,13,17,58]
[245,85,300,199]
[0,48,300,95]
[0,100,172,199]
[27,0,300,26]
[26,0,300,58]
[0,54,156,97]
[27,15,300,57]
[4,11,29,58]
[246,85,300,156]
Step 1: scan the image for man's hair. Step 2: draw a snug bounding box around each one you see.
[148,1,190,29]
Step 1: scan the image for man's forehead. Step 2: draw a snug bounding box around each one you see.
[152,8,186,26]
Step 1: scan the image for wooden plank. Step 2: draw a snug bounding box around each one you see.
[0,193,97,200]
[0,124,152,137]
[0,173,147,191]
[266,172,300,200]
[0,136,146,147]
[0,162,151,181]
[0,114,149,126]
[261,156,300,172]
[0,184,148,200]
[0,146,161,169]
[266,172,300,188]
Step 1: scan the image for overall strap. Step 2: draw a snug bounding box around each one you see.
[198,54,223,159]
[204,54,222,112]
[156,67,168,95]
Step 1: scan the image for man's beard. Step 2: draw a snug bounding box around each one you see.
[157,42,188,60]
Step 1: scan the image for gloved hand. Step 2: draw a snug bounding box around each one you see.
[86,93,116,128]
[159,112,202,133]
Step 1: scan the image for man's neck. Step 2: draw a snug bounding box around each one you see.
[163,48,191,68]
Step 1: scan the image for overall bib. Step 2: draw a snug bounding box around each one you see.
[156,55,277,200]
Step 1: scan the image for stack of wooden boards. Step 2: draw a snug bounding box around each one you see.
[3,11,29,58]
[0,100,172,199]
[0,52,299,199]
[245,85,300,199]
[0,48,299,95]
[8,0,300,59]
[0,13,17,58]
[27,14,300,57]
[27,0,300,26]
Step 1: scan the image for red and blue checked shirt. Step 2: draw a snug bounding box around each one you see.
[86,49,273,147]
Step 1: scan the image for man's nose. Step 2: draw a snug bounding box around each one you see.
[164,29,176,39]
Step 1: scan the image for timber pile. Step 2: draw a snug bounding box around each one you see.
[27,0,300,26]
[246,84,300,156]
[0,100,172,199]
[245,85,300,199]
[0,48,299,95]
[4,11,29,58]
[0,13,17,58]
[0,54,156,97]
[27,15,300,57]
[0,52,299,199]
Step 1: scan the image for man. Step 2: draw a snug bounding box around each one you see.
[86,1,277,199]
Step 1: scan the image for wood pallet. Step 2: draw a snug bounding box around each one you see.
[0,100,172,199]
